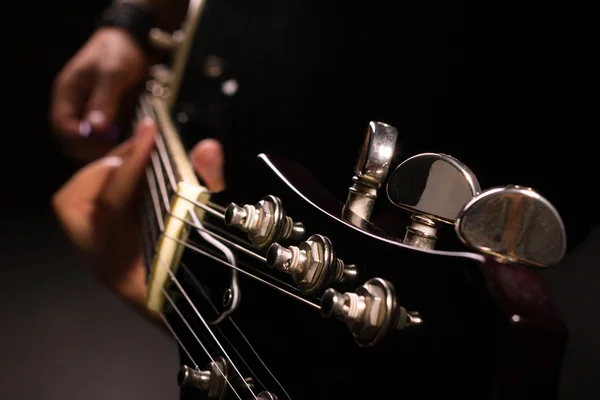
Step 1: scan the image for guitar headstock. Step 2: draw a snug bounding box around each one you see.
[140,106,568,399]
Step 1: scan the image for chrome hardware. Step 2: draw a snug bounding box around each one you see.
[321,278,422,347]
[455,185,567,267]
[257,392,278,400]
[222,288,233,308]
[343,121,398,224]
[178,357,228,398]
[224,195,305,249]
[149,28,185,51]
[266,234,358,294]
[387,153,481,249]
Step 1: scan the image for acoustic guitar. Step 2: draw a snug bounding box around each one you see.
[135,1,568,398]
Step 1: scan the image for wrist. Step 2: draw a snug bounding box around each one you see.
[96,1,159,58]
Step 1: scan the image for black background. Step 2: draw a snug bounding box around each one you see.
[0,1,598,399]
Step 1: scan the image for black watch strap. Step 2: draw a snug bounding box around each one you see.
[96,2,158,55]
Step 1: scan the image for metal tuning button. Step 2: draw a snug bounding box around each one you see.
[257,392,279,400]
[455,185,567,267]
[343,121,398,224]
[224,195,305,249]
[266,234,358,294]
[178,357,228,399]
[386,153,481,250]
[321,278,422,347]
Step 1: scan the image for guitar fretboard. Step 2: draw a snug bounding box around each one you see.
[137,93,211,313]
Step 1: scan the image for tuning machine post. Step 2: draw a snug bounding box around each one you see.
[386,153,481,250]
[179,357,257,398]
[266,234,358,294]
[455,185,567,267]
[178,357,229,398]
[321,278,422,347]
[343,121,398,225]
[224,195,305,249]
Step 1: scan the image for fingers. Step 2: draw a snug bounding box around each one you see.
[50,66,91,138]
[52,139,133,212]
[51,65,118,162]
[85,71,128,135]
[190,138,226,192]
[99,118,156,211]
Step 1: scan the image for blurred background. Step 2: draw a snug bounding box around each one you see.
[0,1,597,399]
[1,2,179,400]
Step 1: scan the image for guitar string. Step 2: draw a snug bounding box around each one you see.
[145,136,320,309]
[178,261,292,400]
[145,126,315,304]
[145,200,292,399]
[143,142,292,399]
[160,288,244,400]
[161,232,320,310]
[156,242,256,400]
[139,106,312,397]
[143,174,252,400]
[141,201,199,400]
[148,141,241,325]
[181,236,301,296]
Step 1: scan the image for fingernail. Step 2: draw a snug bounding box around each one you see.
[138,116,155,129]
[79,120,92,137]
[87,110,106,127]
[100,156,123,168]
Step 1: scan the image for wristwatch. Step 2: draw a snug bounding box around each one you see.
[96,1,158,55]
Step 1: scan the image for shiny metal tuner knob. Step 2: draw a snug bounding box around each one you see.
[224,195,305,248]
[343,121,398,224]
[266,234,357,294]
[386,152,481,249]
[178,357,227,398]
[321,278,422,347]
[455,185,567,267]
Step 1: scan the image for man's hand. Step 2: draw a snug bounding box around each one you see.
[53,119,225,318]
[50,28,148,162]
[53,118,156,309]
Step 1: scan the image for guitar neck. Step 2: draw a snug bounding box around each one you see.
[137,93,211,314]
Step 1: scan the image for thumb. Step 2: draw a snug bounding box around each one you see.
[190,138,226,192]
[99,118,156,211]
[85,73,127,135]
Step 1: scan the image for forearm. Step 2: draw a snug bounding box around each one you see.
[120,0,190,32]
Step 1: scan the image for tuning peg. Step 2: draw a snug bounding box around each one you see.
[266,234,357,294]
[342,121,398,224]
[224,195,305,248]
[455,185,567,267]
[178,357,227,398]
[321,278,422,347]
[386,153,481,249]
